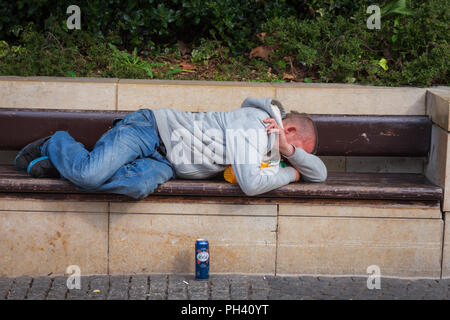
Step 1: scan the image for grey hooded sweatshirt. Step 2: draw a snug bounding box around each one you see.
[153,97,327,196]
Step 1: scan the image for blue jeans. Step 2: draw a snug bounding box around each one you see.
[40,109,174,199]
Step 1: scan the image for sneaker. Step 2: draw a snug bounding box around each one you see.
[14,136,51,172]
[27,156,60,178]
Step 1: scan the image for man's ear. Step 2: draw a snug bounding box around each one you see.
[284,125,297,136]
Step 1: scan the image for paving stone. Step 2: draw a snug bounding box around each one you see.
[46,276,68,300]
[354,289,384,300]
[186,278,209,300]
[230,276,249,300]
[148,274,167,300]
[266,278,286,290]
[128,275,149,300]
[0,274,449,300]
[107,275,130,300]
[7,276,32,300]
[424,279,442,287]
[422,285,448,300]
[305,280,333,294]
[27,277,52,300]
[441,279,450,288]
[407,281,428,290]
[378,293,403,300]
[299,276,321,283]
[86,276,110,300]
[0,278,13,300]
[210,276,229,288]
[403,288,426,300]
[66,276,90,300]
[327,277,355,286]
[168,275,188,300]
[249,276,269,300]
[339,284,368,300]
[230,286,248,300]
[268,291,301,300]
[317,286,344,297]
[228,275,249,282]
[210,276,230,300]
[250,291,269,300]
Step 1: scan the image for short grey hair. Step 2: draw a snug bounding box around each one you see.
[284,111,319,154]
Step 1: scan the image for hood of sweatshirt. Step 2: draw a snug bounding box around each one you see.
[240,97,286,127]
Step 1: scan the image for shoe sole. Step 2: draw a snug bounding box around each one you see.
[14,136,51,171]
[27,156,60,178]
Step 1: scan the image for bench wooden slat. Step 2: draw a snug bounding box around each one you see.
[310,114,431,156]
[0,165,441,201]
[0,108,431,156]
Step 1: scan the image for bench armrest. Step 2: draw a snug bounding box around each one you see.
[425,89,450,210]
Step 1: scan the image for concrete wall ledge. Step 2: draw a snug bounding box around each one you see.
[1,75,440,88]
[0,196,443,279]
[1,76,443,115]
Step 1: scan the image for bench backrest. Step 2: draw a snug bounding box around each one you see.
[0,108,431,157]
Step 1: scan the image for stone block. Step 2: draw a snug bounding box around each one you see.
[117,79,276,111]
[277,214,443,278]
[0,77,117,110]
[274,84,426,115]
[0,198,108,277]
[109,202,277,274]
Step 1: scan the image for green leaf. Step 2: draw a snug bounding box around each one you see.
[378,58,389,71]
[0,40,9,58]
[167,68,183,75]
[303,77,313,83]
[381,0,414,17]
[277,60,286,69]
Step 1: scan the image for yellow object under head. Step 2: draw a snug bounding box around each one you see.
[224,162,270,184]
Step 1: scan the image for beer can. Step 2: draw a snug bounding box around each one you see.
[195,239,209,280]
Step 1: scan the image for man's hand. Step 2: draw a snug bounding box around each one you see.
[263,118,295,157]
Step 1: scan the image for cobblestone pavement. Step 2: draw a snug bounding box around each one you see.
[0,275,449,300]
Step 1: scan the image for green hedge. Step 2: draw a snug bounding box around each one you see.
[0,0,298,53]
[261,1,449,86]
[0,0,448,86]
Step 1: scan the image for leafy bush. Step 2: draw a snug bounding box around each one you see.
[0,23,107,77]
[0,0,448,86]
[0,0,299,53]
[0,20,160,79]
[260,0,449,86]
[107,44,165,79]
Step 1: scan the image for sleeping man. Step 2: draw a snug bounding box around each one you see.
[14,97,327,199]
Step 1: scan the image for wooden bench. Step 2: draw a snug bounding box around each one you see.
[0,108,440,201]
[0,108,444,278]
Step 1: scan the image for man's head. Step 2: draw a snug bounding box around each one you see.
[281,111,318,154]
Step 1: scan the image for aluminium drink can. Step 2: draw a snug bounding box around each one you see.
[195,239,209,280]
